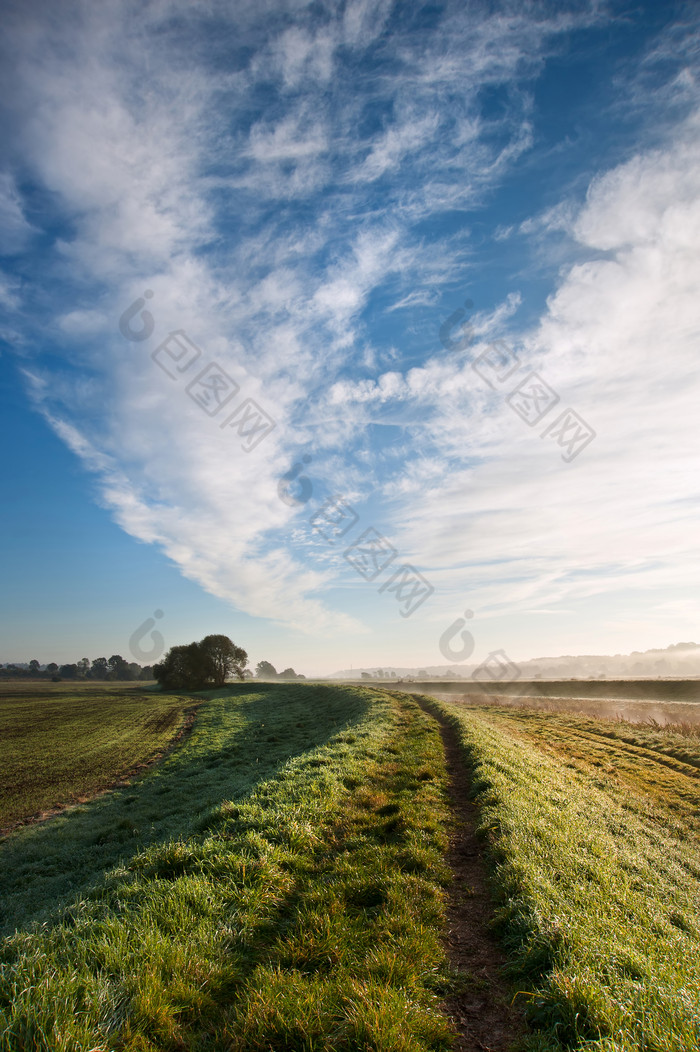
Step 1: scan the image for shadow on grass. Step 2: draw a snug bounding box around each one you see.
[0,682,369,937]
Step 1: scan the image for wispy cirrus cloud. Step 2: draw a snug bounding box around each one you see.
[339,108,700,644]
[5,0,699,660]
[0,172,36,255]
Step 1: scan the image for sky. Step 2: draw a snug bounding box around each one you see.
[1,0,699,677]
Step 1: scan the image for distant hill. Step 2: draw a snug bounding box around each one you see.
[329,642,700,681]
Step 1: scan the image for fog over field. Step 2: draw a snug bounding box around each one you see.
[330,641,700,682]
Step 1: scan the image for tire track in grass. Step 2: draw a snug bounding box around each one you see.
[414,696,525,1052]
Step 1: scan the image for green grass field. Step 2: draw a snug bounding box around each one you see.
[2,683,699,1051]
[0,684,455,1051]
[0,684,194,833]
[423,698,700,1052]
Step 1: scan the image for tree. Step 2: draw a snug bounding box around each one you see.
[28,659,40,675]
[46,662,58,674]
[153,643,204,691]
[59,663,78,678]
[77,657,90,678]
[108,654,131,680]
[90,657,108,680]
[153,635,247,691]
[255,660,277,679]
[200,635,247,686]
[278,667,299,679]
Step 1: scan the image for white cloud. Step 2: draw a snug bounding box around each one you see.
[0,270,21,310]
[57,309,110,337]
[248,114,328,162]
[375,111,700,625]
[28,360,364,636]
[386,289,439,311]
[310,225,402,334]
[354,113,441,182]
[342,0,393,48]
[272,25,336,88]
[9,0,663,650]
[298,103,700,644]
[0,172,35,254]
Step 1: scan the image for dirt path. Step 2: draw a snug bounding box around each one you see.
[417,697,526,1052]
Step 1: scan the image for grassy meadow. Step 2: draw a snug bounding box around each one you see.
[424,698,700,1052]
[0,684,455,1051]
[0,684,194,834]
[1,682,699,1050]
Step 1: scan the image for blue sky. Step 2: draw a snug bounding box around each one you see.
[1,0,699,675]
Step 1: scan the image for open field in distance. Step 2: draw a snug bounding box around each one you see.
[387,679,700,700]
[397,679,700,727]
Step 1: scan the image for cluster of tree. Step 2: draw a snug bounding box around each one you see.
[3,645,306,688]
[153,635,247,690]
[0,656,154,681]
[254,661,305,680]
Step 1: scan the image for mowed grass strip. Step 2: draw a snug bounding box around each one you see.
[423,698,700,1052]
[0,686,455,1051]
[0,686,194,831]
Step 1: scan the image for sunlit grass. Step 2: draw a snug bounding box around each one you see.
[640,717,700,739]
[423,698,700,1052]
[0,685,455,1051]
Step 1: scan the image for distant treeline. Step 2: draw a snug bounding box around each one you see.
[0,657,154,681]
[254,661,305,680]
[2,653,307,686]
